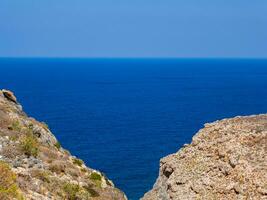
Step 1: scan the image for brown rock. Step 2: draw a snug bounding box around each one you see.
[142,115,267,200]
[2,89,18,104]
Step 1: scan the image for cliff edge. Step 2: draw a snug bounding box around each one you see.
[142,115,267,200]
[0,89,127,200]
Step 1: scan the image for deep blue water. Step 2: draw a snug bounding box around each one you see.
[1,58,267,199]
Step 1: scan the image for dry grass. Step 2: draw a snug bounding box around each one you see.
[0,161,24,200]
[20,134,39,157]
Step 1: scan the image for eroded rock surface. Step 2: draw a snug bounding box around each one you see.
[0,89,127,200]
[142,115,267,200]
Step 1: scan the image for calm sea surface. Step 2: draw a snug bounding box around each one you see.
[1,58,267,199]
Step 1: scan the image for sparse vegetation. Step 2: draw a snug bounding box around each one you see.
[84,185,100,197]
[49,161,66,174]
[0,161,23,199]
[89,172,102,188]
[63,183,80,200]
[31,170,51,183]
[10,135,19,141]
[63,182,100,199]
[28,123,34,130]
[39,145,59,160]
[20,134,39,157]
[73,158,83,167]
[90,172,102,181]
[55,141,61,149]
[0,91,125,200]
[9,120,21,131]
[81,168,87,173]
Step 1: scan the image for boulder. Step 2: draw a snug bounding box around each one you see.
[2,89,18,104]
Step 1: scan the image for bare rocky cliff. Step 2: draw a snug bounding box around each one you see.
[142,115,267,200]
[0,89,127,200]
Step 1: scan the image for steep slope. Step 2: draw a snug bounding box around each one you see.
[142,115,267,200]
[0,89,127,200]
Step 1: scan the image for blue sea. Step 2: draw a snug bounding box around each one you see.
[1,58,267,199]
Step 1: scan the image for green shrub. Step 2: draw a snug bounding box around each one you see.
[63,182,99,199]
[63,183,80,200]
[90,172,102,181]
[73,158,83,167]
[20,134,39,157]
[0,161,23,199]
[89,172,102,188]
[54,142,61,149]
[28,123,34,130]
[81,168,87,173]
[9,120,21,131]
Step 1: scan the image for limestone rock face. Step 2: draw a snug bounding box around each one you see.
[0,89,127,200]
[142,115,267,200]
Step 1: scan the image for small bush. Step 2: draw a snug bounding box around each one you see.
[54,141,61,149]
[63,182,99,199]
[63,183,80,200]
[0,161,23,199]
[81,168,87,173]
[20,134,39,157]
[49,161,66,174]
[28,123,34,130]
[89,172,102,188]
[90,172,102,181]
[73,158,83,167]
[31,170,51,183]
[8,120,21,131]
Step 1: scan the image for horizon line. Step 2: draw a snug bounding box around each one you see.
[0,57,267,60]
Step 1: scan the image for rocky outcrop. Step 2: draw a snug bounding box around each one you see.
[142,115,267,200]
[2,89,18,104]
[0,89,127,200]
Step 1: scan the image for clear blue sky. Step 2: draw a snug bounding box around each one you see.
[0,0,266,58]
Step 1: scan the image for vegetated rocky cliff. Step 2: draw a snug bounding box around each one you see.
[0,89,127,200]
[142,115,267,200]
